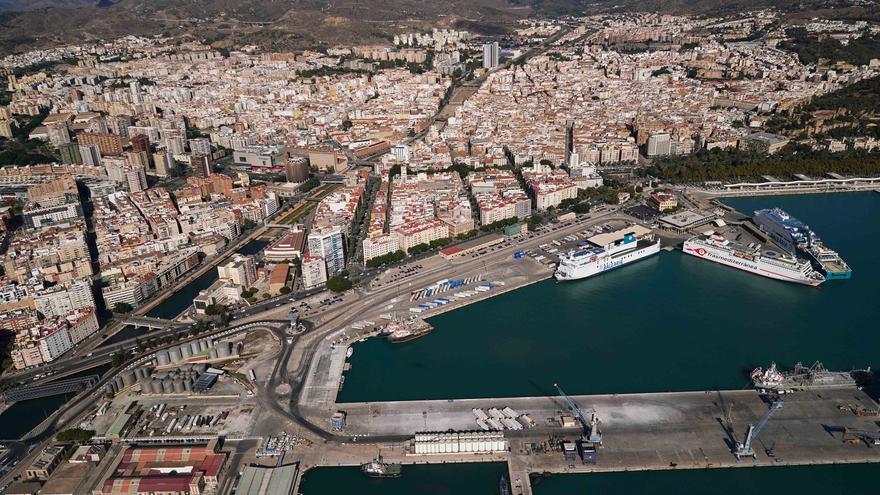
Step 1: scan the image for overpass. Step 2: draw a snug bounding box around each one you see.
[120,315,187,330]
[3,375,100,402]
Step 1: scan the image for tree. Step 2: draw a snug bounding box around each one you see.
[527,213,543,230]
[56,428,94,442]
[572,202,590,214]
[112,302,133,314]
[279,286,291,294]
[366,250,406,268]
[326,275,353,293]
[341,119,353,130]
[110,351,131,367]
[204,304,225,316]
[299,177,320,192]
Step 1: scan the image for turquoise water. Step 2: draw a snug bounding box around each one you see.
[299,463,508,495]
[339,192,879,402]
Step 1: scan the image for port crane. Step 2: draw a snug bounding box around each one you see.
[734,397,784,460]
[554,383,602,445]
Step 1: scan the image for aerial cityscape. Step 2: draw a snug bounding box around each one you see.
[0,0,879,493]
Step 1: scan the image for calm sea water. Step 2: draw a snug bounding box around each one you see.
[530,464,880,495]
[299,463,508,495]
[339,192,879,402]
[298,463,880,495]
[314,192,880,494]
[0,364,111,439]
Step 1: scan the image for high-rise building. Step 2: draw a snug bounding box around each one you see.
[307,226,345,276]
[190,154,212,178]
[126,150,151,169]
[130,134,151,153]
[301,255,328,289]
[46,122,71,146]
[130,80,142,105]
[646,132,672,157]
[482,42,500,70]
[0,119,13,138]
[217,254,257,287]
[188,137,212,156]
[79,144,102,167]
[153,150,175,178]
[125,164,148,193]
[165,135,186,155]
[77,132,124,156]
[106,115,131,137]
[58,143,82,165]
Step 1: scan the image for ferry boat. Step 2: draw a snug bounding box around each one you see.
[383,317,434,343]
[753,208,851,279]
[361,456,402,478]
[682,235,825,286]
[555,226,660,282]
[805,243,852,280]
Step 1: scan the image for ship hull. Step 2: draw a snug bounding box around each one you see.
[804,249,852,280]
[555,240,660,281]
[683,239,823,287]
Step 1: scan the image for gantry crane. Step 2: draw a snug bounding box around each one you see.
[734,397,784,459]
[555,383,602,445]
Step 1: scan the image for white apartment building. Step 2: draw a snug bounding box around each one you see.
[307,226,345,276]
[362,234,400,263]
[301,255,328,289]
[394,219,449,253]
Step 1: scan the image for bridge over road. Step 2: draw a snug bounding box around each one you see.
[3,375,100,402]
[120,315,188,330]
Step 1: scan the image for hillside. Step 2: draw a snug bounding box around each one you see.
[0,0,876,56]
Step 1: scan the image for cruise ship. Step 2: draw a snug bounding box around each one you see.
[555,225,660,282]
[753,208,851,279]
[682,234,825,286]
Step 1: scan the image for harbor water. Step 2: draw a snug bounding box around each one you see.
[298,463,880,495]
[299,463,508,495]
[0,364,111,439]
[319,192,880,493]
[339,192,879,402]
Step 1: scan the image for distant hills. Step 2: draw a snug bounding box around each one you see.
[0,0,877,57]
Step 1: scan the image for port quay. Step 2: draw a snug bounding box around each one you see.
[283,192,880,495]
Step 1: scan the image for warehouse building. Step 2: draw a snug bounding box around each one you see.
[413,431,507,455]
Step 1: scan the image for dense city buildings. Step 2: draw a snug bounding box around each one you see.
[0,6,878,495]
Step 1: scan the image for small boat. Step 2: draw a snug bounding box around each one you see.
[346,347,353,359]
[499,475,512,495]
[361,455,402,478]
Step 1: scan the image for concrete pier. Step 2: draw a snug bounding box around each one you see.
[295,387,880,494]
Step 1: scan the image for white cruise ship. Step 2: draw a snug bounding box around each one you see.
[682,235,825,286]
[555,226,660,281]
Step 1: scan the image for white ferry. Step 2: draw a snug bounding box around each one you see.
[555,225,660,281]
[682,234,825,286]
